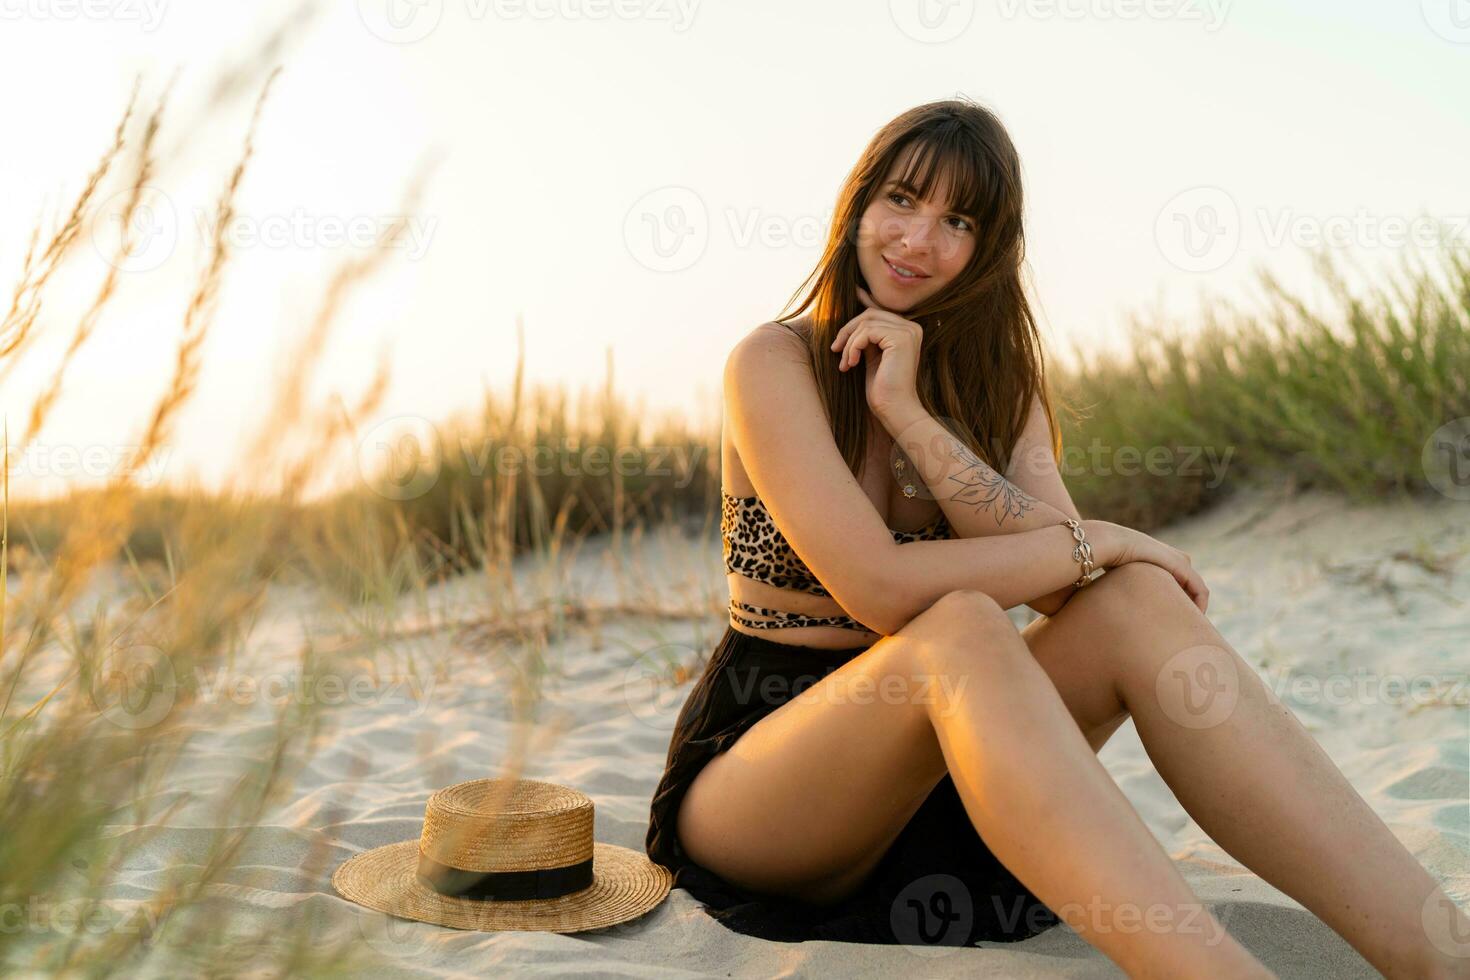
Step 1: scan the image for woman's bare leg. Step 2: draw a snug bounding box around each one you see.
[1020,562,1470,978]
[676,590,1271,978]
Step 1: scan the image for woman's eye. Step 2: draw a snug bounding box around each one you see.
[888,192,971,232]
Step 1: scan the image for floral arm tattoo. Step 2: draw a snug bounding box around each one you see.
[943,443,1041,527]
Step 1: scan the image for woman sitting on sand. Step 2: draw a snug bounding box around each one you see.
[645,97,1470,977]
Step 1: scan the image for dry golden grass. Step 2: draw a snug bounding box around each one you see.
[0,45,432,979]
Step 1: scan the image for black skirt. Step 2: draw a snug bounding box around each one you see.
[645,623,1063,947]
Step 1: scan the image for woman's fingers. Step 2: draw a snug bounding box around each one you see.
[840,326,869,370]
[832,287,905,354]
[830,310,868,352]
[1179,563,1209,613]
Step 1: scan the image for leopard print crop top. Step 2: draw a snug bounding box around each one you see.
[721,488,952,633]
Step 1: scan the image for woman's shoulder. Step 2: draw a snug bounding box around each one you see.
[742,317,813,350]
[732,318,816,370]
[726,319,818,399]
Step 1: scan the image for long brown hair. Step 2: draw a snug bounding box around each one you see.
[776,97,1064,482]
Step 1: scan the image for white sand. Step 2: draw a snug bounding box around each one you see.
[37,486,1470,977]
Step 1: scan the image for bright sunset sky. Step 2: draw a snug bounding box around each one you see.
[1,0,1467,498]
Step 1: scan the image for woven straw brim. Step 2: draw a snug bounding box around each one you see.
[332,839,672,933]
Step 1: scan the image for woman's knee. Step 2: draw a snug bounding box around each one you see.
[1083,562,1198,619]
[924,589,1014,634]
[897,589,1026,673]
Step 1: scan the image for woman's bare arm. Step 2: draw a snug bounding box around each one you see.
[878,396,1085,617]
[726,325,1105,635]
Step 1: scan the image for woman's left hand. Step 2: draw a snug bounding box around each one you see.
[830,287,924,419]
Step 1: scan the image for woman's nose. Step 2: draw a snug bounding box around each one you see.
[900,216,939,250]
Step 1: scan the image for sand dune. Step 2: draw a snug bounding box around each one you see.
[75,486,1469,977]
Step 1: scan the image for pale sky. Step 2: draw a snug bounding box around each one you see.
[2,0,1467,500]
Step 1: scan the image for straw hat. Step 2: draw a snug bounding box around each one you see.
[332,777,672,933]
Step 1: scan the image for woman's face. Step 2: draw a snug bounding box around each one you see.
[855,156,977,313]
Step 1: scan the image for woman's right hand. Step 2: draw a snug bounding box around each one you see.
[1083,520,1210,613]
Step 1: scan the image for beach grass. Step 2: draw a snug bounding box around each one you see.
[1054,246,1470,529]
[0,70,395,977]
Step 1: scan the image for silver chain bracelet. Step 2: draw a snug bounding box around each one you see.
[1062,519,1096,589]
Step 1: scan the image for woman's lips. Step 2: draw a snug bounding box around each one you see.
[883,255,930,285]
